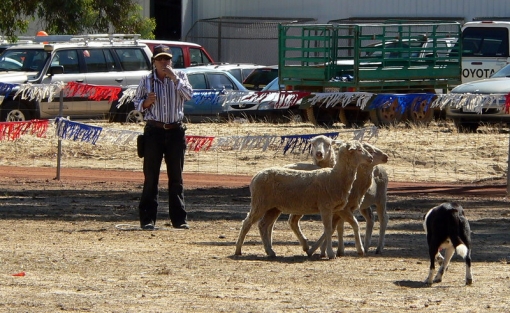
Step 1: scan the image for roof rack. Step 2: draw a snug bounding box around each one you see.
[33,34,141,45]
[0,35,36,45]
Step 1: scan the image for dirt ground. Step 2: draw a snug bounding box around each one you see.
[1,165,509,312]
[1,120,510,312]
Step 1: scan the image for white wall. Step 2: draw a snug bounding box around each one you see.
[185,0,510,29]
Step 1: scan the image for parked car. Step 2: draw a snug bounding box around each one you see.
[364,36,457,59]
[222,77,304,122]
[0,34,153,122]
[179,67,254,122]
[445,63,510,132]
[139,39,214,68]
[242,65,278,90]
[190,63,265,84]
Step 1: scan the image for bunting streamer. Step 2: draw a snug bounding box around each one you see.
[99,127,141,145]
[192,90,223,106]
[367,94,436,114]
[186,136,215,151]
[306,92,373,109]
[116,86,138,108]
[55,117,102,144]
[353,126,379,142]
[280,132,340,154]
[0,82,18,98]
[65,82,122,102]
[274,91,312,109]
[432,93,506,113]
[13,82,66,103]
[0,119,49,141]
[213,134,280,152]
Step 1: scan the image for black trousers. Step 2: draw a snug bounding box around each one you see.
[139,124,187,227]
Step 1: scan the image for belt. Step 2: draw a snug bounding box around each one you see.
[146,120,181,130]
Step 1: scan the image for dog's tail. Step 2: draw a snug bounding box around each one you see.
[448,204,470,259]
[455,244,468,258]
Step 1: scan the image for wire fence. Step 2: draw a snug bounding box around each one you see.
[1,119,508,185]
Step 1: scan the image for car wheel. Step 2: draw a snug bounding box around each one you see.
[369,98,403,127]
[126,110,144,123]
[1,102,30,121]
[407,97,434,125]
[338,108,353,128]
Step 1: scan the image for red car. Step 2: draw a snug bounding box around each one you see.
[139,39,215,68]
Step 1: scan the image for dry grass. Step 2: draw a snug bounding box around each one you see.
[1,120,510,312]
[1,119,508,183]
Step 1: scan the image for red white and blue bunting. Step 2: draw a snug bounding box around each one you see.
[4,81,510,115]
[0,119,50,141]
[432,93,510,113]
[0,118,379,154]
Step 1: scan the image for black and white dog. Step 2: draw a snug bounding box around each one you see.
[423,202,473,285]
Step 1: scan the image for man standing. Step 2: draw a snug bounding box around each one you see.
[134,45,193,230]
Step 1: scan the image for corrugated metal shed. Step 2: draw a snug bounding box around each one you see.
[183,0,510,65]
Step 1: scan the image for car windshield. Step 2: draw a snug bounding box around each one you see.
[243,68,278,90]
[490,64,510,78]
[0,48,48,72]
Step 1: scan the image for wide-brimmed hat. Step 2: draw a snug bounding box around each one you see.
[153,45,173,59]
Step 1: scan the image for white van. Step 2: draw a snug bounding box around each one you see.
[460,20,510,83]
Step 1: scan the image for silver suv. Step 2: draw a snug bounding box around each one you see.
[0,34,152,122]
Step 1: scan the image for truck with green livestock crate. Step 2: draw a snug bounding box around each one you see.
[278,21,462,126]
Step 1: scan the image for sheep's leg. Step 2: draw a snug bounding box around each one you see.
[434,247,454,283]
[235,208,265,256]
[258,208,281,257]
[335,216,346,257]
[319,209,336,259]
[337,209,365,256]
[288,214,309,253]
[308,232,326,257]
[360,206,375,254]
[375,201,388,254]
[308,214,341,257]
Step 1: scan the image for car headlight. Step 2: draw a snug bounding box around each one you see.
[258,101,274,110]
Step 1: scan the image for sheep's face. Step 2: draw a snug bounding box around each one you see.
[362,143,388,166]
[341,141,373,165]
[310,135,334,163]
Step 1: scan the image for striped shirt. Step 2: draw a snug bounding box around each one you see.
[134,70,193,124]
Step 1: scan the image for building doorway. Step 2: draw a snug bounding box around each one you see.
[153,0,182,40]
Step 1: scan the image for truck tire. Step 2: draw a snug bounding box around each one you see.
[338,108,352,128]
[406,96,434,125]
[369,98,403,127]
[1,102,30,122]
[305,107,318,126]
[305,106,339,127]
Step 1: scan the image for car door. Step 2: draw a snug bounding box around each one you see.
[81,48,125,116]
[39,49,88,118]
[185,72,212,118]
[113,48,151,85]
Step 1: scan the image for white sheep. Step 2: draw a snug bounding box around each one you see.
[310,135,336,168]
[306,142,388,257]
[286,136,389,255]
[234,140,373,259]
